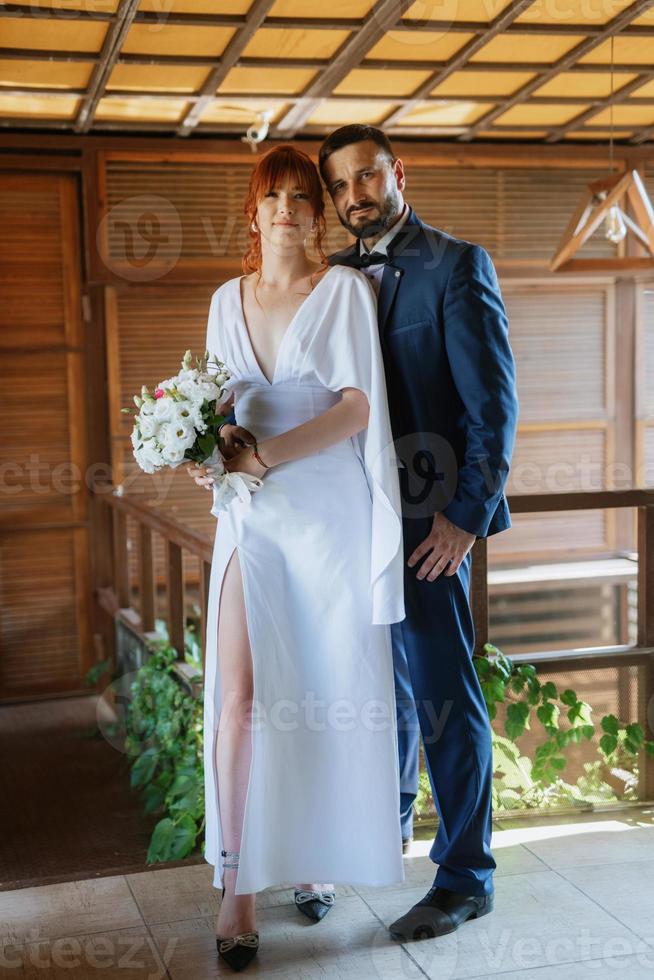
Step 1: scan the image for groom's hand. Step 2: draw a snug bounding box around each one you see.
[219,423,256,459]
[408,513,476,581]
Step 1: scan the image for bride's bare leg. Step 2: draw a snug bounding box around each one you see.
[215,548,257,937]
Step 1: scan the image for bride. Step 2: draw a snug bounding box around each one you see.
[187,144,405,971]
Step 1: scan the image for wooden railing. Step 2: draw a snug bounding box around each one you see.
[471,488,654,799]
[95,484,654,797]
[95,486,213,671]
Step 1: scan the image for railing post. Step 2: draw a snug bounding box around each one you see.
[199,559,212,674]
[139,524,155,633]
[637,503,654,800]
[167,540,185,659]
[471,536,488,657]
[112,507,129,608]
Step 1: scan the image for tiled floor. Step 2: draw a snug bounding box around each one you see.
[2,806,654,978]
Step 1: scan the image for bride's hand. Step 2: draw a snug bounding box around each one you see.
[186,462,214,489]
[223,445,269,480]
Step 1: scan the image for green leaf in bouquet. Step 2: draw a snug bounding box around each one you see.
[197,433,216,458]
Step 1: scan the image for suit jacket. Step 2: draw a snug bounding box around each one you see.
[329,205,518,539]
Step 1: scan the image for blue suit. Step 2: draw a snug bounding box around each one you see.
[224,206,518,897]
[333,206,518,897]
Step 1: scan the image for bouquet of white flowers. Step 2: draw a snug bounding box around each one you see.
[121,349,264,510]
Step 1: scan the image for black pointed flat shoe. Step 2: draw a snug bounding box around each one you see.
[389,885,494,942]
[294,888,336,922]
[217,852,259,971]
[215,930,260,972]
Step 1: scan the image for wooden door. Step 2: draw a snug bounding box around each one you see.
[0,171,92,701]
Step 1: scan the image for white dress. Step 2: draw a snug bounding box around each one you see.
[202,263,406,894]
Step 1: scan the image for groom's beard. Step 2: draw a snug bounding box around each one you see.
[342,192,401,240]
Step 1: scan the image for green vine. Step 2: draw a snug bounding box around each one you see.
[479,641,654,769]
[416,642,654,816]
[124,640,205,863]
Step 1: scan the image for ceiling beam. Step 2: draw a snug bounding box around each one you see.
[630,122,654,144]
[5,3,654,37]
[73,0,140,133]
[543,73,654,142]
[273,0,414,136]
[2,46,653,74]
[459,0,654,141]
[175,0,276,137]
[379,0,538,129]
[6,86,654,109]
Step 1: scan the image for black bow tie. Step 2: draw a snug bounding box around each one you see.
[340,249,390,270]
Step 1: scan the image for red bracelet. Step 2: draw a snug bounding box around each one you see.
[250,441,270,469]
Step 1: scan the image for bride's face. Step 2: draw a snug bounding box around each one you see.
[255,178,316,254]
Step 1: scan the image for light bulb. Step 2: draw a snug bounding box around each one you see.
[604,204,627,244]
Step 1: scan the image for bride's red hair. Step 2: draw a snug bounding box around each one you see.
[242,144,329,275]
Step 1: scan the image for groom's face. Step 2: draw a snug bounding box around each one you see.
[322,139,405,240]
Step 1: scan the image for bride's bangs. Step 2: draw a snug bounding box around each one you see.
[253,146,323,213]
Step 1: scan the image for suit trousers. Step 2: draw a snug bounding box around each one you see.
[391,520,496,897]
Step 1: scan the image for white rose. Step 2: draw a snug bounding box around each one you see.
[153,396,176,422]
[138,414,158,439]
[135,441,165,473]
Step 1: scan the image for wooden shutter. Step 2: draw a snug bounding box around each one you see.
[491,283,616,561]
[0,172,91,701]
[368,167,618,264]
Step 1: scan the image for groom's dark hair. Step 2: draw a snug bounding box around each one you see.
[318,125,396,185]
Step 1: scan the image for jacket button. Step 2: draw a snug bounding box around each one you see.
[395,270,400,277]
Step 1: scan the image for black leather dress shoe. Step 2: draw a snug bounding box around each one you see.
[389,885,494,941]
[402,836,413,855]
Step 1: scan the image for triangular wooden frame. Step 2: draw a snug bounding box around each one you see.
[550,169,654,273]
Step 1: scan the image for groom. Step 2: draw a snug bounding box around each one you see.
[220,125,518,942]
[318,125,518,942]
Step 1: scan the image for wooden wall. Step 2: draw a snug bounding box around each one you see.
[0,134,653,699]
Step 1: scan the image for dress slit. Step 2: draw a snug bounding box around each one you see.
[211,539,259,895]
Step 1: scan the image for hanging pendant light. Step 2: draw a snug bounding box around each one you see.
[550,35,654,272]
[604,204,627,244]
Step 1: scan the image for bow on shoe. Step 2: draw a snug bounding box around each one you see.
[294,890,335,905]
[216,933,260,953]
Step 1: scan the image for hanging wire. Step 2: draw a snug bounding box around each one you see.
[608,34,615,173]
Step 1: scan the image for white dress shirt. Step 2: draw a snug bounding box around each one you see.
[357,202,409,296]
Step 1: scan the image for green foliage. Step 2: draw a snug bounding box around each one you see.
[473,643,654,810]
[123,640,205,863]
[83,659,113,686]
[120,631,653,848]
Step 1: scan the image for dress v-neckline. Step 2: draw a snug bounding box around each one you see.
[235,265,337,386]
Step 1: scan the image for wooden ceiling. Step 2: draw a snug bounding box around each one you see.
[1,0,654,145]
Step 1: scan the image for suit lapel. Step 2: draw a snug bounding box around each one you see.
[377,207,422,336]
[377,262,403,337]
